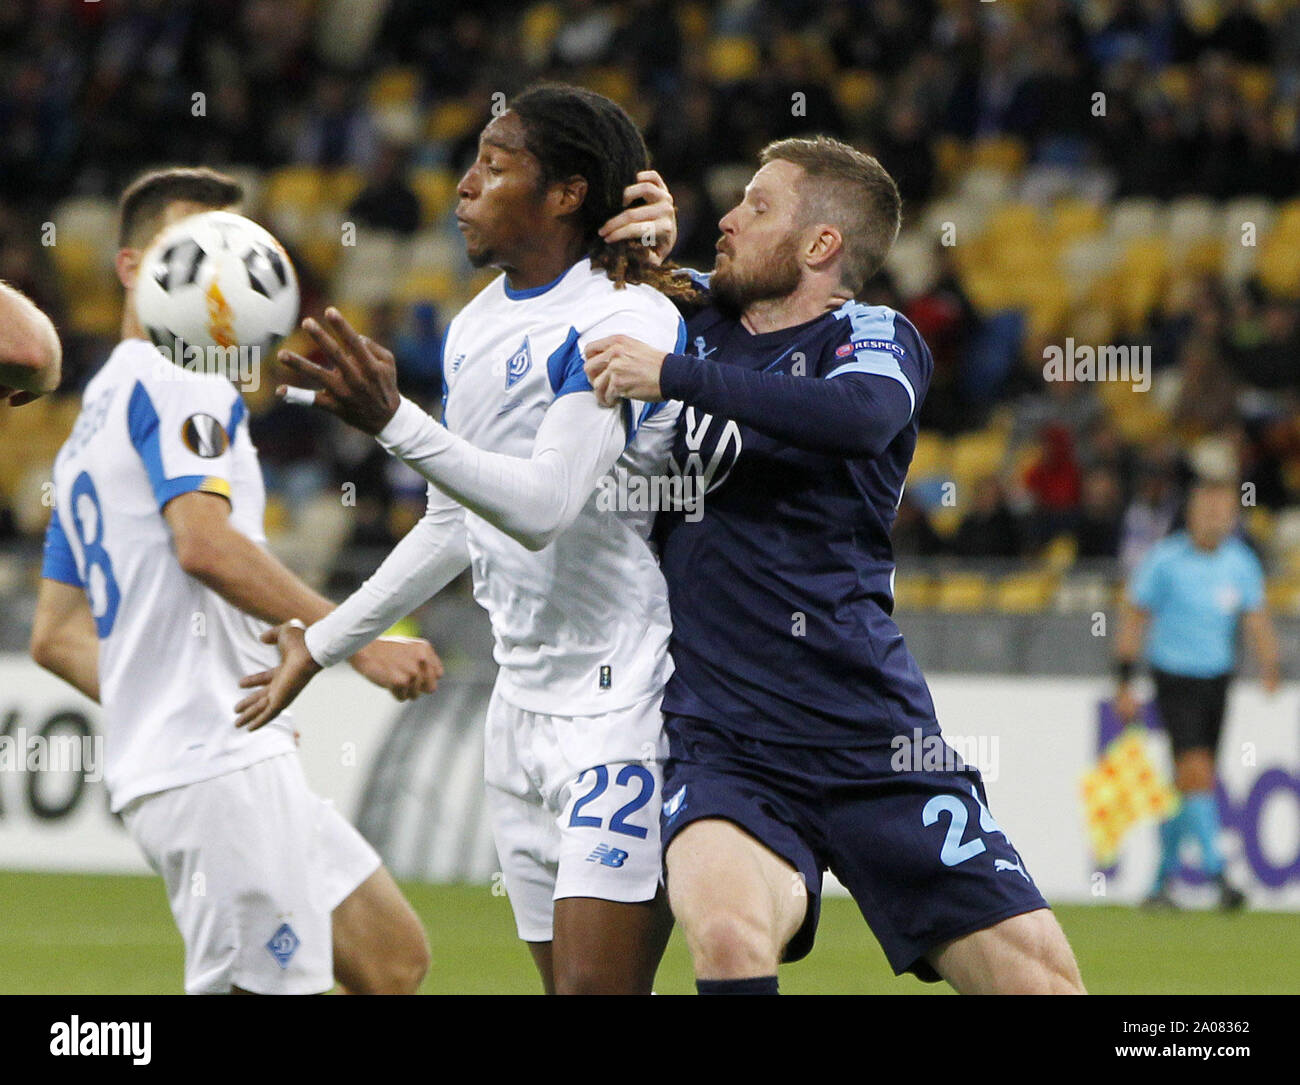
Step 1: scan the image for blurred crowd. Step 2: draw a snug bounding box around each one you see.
[4,0,1300,576]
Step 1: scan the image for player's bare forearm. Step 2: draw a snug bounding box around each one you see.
[1243,608,1281,691]
[1114,598,1148,667]
[0,281,61,402]
[30,580,101,703]
[168,500,335,626]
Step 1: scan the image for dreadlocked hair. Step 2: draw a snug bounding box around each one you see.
[510,83,700,301]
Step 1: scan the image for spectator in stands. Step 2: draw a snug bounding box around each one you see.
[1075,467,1124,559]
[891,492,946,559]
[953,475,1021,559]
[294,72,377,169]
[1120,455,1183,573]
[346,141,421,237]
[1166,336,1240,442]
[1022,422,1083,547]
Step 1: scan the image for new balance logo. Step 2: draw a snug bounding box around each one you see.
[586,843,629,868]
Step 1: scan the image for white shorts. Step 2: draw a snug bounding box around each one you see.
[120,751,381,995]
[484,685,667,943]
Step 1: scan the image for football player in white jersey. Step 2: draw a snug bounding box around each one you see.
[28,167,442,995]
[234,85,691,994]
[0,279,61,406]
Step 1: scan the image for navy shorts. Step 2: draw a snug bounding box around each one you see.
[660,714,1049,981]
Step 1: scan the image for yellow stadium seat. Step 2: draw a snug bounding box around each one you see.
[936,572,991,612]
[520,3,562,63]
[1271,198,1300,239]
[584,67,635,108]
[1256,239,1300,298]
[265,166,327,215]
[970,137,1027,176]
[983,202,1040,242]
[409,167,459,225]
[707,37,759,83]
[329,167,367,209]
[1266,578,1300,615]
[892,574,936,610]
[933,136,969,183]
[1042,533,1078,573]
[949,430,1008,488]
[368,67,419,110]
[427,101,480,143]
[908,432,950,480]
[834,70,878,116]
[676,1,709,41]
[1051,199,1104,245]
[1237,66,1274,107]
[995,572,1057,614]
[1157,66,1194,104]
[395,267,458,305]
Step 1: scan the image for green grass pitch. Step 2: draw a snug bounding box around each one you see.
[1,871,1296,994]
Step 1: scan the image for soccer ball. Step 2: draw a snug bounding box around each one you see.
[135,210,299,367]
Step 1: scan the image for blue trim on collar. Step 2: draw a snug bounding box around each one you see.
[502,265,572,300]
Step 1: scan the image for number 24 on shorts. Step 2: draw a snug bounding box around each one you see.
[568,765,656,839]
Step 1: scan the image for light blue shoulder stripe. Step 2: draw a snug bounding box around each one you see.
[828,303,916,415]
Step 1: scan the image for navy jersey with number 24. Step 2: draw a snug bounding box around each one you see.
[654,289,939,748]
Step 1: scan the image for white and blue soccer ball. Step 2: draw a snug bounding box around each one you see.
[135,210,299,365]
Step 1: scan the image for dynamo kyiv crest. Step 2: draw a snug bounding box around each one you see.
[505,338,532,390]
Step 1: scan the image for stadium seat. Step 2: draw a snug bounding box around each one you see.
[1041,533,1078,573]
[994,571,1057,614]
[1050,199,1104,245]
[264,166,329,243]
[949,430,1008,490]
[892,573,936,611]
[707,36,759,83]
[932,136,969,184]
[409,168,459,226]
[1166,197,1220,250]
[368,67,419,111]
[970,137,1027,176]
[1255,237,1300,298]
[1108,198,1163,242]
[335,231,408,305]
[957,168,1014,210]
[427,101,480,144]
[935,572,991,612]
[834,70,879,117]
[519,3,562,64]
[908,432,950,481]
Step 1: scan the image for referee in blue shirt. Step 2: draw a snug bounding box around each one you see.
[1114,476,1280,910]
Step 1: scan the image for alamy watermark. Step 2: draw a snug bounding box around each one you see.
[890,727,1000,782]
[1042,338,1150,392]
[595,465,705,523]
[0,726,103,783]
[151,337,263,392]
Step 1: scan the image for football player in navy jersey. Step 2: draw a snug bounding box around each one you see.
[585,136,1086,994]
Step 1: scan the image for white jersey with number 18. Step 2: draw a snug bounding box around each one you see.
[41,338,294,812]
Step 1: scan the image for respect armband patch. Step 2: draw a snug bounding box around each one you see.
[835,338,907,359]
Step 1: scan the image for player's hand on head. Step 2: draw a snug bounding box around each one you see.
[599,170,677,266]
[583,335,666,406]
[276,307,401,436]
[349,636,444,701]
[234,621,322,731]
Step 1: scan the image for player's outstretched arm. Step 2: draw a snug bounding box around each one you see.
[164,491,441,701]
[0,281,61,405]
[280,309,630,551]
[30,579,100,703]
[585,334,915,458]
[236,484,470,730]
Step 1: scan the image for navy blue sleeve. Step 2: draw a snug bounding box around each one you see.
[660,352,914,458]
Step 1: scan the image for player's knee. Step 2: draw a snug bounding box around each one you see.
[684,910,779,979]
[357,923,430,994]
